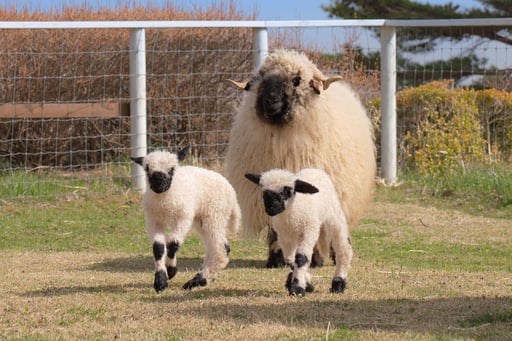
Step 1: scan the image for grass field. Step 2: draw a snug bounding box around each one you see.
[1,185,511,340]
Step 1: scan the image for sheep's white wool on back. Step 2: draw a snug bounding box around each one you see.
[226,49,376,239]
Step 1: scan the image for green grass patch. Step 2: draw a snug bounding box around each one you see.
[0,166,131,200]
[354,232,512,272]
[459,310,512,328]
[390,164,512,219]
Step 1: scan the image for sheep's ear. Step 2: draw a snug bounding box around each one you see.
[224,79,250,91]
[321,76,343,90]
[177,145,190,162]
[131,156,144,167]
[244,173,262,185]
[294,179,319,194]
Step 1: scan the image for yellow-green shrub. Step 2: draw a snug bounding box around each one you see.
[369,80,512,179]
[399,80,488,176]
[475,88,512,162]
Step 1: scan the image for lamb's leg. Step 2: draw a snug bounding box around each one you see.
[268,227,324,269]
[164,218,192,288]
[182,219,230,290]
[148,227,169,293]
[330,228,353,293]
[283,235,316,296]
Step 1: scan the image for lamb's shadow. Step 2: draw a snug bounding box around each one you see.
[88,255,266,273]
[150,292,512,339]
[22,282,148,297]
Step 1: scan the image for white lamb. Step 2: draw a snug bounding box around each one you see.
[131,146,240,292]
[245,168,353,296]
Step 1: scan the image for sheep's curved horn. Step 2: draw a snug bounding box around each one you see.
[322,76,343,90]
[224,79,249,90]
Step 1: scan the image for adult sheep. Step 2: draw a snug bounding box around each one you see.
[225,49,375,268]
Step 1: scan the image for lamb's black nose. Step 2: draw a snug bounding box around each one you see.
[149,172,171,193]
[263,191,285,216]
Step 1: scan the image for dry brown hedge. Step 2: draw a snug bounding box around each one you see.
[0,3,379,169]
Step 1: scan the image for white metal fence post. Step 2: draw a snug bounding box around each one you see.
[380,25,397,184]
[252,27,268,71]
[129,28,147,191]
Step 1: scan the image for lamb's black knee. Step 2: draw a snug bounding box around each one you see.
[330,276,347,293]
[182,273,207,290]
[167,241,179,259]
[295,253,308,268]
[154,270,168,293]
[285,271,294,290]
[153,242,165,261]
[224,243,231,255]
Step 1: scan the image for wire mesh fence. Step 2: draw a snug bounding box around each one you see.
[0,20,511,199]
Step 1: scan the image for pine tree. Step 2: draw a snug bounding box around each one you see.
[322,0,512,87]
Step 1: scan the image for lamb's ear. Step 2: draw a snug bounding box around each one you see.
[224,79,250,91]
[177,145,191,162]
[294,179,319,194]
[321,76,343,90]
[131,156,145,167]
[244,173,262,185]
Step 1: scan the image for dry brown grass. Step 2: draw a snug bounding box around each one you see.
[1,199,511,340]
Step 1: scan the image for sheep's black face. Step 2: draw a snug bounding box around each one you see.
[256,75,296,125]
[148,169,174,194]
[262,187,293,216]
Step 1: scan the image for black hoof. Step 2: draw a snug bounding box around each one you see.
[154,270,168,293]
[182,273,207,290]
[166,266,177,280]
[330,276,347,293]
[310,247,324,268]
[289,284,306,297]
[266,249,285,268]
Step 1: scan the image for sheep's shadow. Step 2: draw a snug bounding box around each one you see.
[88,255,266,273]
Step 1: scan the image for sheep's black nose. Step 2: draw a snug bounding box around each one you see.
[149,172,172,193]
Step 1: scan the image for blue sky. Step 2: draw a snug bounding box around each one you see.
[10,0,483,18]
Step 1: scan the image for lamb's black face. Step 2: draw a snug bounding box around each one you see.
[256,74,298,125]
[262,187,293,216]
[147,168,174,194]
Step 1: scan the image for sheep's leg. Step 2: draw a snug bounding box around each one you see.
[147,222,169,293]
[182,219,230,290]
[165,239,180,281]
[330,229,353,293]
[164,218,192,288]
[310,245,325,268]
[268,227,324,269]
[280,236,315,296]
[279,240,299,292]
[266,227,285,268]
